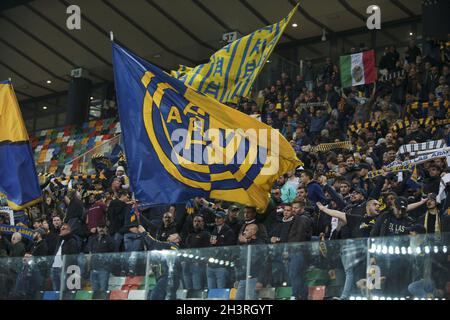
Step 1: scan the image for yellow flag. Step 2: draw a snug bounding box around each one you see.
[171,4,299,103]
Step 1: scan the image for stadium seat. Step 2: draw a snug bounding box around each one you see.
[75,290,94,300]
[207,288,230,300]
[187,289,208,300]
[258,287,276,299]
[124,276,145,286]
[176,289,188,300]
[62,291,76,300]
[306,268,330,286]
[92,291,110,300]
[108,276,126,290]
[229,288,237,300]
[139,275,156,290]
[42,291,60,300]
[275,287,292,300]
[308,286,326,300]
[127,290,146,300]
[31,117,120,173]
[109,290,129,300]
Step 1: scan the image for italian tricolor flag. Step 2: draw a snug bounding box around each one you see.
[340,50,376,88]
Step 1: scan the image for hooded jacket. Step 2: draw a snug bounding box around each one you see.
[107,199,131,234]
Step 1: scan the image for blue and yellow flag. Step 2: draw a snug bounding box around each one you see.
[113,44,301,210]
[0,80,42,210]
[171,4,299,104]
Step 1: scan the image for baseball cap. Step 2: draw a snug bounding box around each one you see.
[351,187,367,198]
[215,210,226,218]
[116,166,125,172]
[228,205,240,212]
[395,196,408,210]
[34,228,46,237]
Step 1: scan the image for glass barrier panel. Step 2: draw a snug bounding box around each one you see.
[0,232,448,300]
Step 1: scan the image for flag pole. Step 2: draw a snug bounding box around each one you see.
[110,31,114,42]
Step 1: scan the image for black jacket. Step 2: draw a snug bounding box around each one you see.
[107,199,130,234]
[45,229,60,257]
[370,210,414,237]
[225,218,243,242]
[53,234,80,256]
[86,233,115,270]
[288,214,313,243]
[156,223,178,242]
[86,234,114,254]
[184,228,210,249]
[210,224,235,247]
[239,221,268,244]
[30,240,48,257]
[65,198,87,238]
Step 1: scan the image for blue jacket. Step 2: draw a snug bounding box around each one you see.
[307,181,326,205]
[309,115,328,133]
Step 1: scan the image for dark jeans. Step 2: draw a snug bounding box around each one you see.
[51,267,61,291]
[90,270,110,292]
[288,252,308,299]
[150,273,180,300]
[113,232,123,252]
[124,233,143,273]
[13,265,43,299]
[181,262,205,290]
[235,278,257,300]
[207,266,228,289]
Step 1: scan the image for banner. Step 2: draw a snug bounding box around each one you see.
[386,149,450,169]
[397,140,447,158]
[0,224,34,241]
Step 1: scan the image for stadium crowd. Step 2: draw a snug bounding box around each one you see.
[0,40,450,300]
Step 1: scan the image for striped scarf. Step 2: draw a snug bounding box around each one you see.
[424,211,441,234]
[408,100,449,110]
[367,164,413,179]
[311,141,353,153]
[38,172,107,183]
[397,140,447,157]
[391,118,450,133]
[296,102,328,114]
[347,121,381,136]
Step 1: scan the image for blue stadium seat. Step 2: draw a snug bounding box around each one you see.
[207,288,230,300]
[42,291,60,300]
